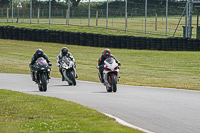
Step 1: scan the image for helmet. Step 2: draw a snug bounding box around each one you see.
[35,49,44,57]
[61,47,68,56]
[102,49,111,58]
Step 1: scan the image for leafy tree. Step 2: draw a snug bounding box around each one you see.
[65,0,81,9]
[0,0,11,6]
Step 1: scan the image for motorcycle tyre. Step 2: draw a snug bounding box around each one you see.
[67,72,76,86]
[111,75,117,92]
[106,86,112,92]
[38,74,47,92]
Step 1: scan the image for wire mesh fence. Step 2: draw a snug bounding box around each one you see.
[0,0,200,38]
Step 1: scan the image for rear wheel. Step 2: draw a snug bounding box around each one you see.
[111,75,117,92]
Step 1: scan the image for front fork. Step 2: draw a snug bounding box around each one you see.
[34,71,49,83]
[104,72,119,87]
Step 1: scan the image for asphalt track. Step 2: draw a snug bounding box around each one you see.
[1,73,200,133]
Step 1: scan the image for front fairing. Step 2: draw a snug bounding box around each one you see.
[61,57,74,71]
[103,57,120,85]
[103,58,119,72]
[35,57,51,73]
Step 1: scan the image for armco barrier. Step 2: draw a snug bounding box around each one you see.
[0,26,200,51]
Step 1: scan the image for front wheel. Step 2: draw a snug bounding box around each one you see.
[67,72,76,86]
[38,74,47,92]
[111,75,117,92]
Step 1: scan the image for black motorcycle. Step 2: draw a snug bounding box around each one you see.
[31,57,51,91]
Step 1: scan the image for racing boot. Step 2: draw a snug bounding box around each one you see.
[98,72,104,83]
[75,74,78,78]
[31,71,35,81]
[47,72,51,79]
[62,75,64,81]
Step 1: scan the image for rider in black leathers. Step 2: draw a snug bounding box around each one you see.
[29,49,52,81]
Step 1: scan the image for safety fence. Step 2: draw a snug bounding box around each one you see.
[1,1,197,38]
[0,26,200,51]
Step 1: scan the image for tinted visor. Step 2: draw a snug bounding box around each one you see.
[62,52,67,56]
[37,52,43,57]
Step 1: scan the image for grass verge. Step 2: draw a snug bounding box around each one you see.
[1,39,200,90]
[0,89,140,133]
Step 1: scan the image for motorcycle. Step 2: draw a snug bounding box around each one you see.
[61,56,76,86]
[31,57,51,92]
[98,57,120,92]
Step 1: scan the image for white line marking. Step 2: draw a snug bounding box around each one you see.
[103,113,154,133]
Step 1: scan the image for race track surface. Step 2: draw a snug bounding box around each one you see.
[1,73,200,133]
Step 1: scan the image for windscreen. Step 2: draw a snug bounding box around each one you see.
[62,56,70,63]
[105,57,114,64]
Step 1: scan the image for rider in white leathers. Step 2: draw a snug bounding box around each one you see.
[57,47,78,81]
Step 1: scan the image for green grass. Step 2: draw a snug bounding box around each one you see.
[0,89,141,133]
[1,39,200,91]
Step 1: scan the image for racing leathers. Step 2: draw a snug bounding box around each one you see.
[57,52,77,81]
[29,53,52,81]
[97,54,120,83]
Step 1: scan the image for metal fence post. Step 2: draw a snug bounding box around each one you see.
[12,0,13,23]
[68,0,70,26]
[106,0,108,30]
[7,8,9,22]
[166,0,168,36]
[145,0,147,35]
[186,1,188,38]
[125,0,127,32]
[49,0,51,25]
[188,0,192,38]
[88,0,90,27]
[30,0,32,24]
[96,10,98,26]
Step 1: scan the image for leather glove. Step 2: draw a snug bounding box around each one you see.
[29,63,33,68]
[48,62,52,66]
[118,62,121,66]
[99,64,104,71]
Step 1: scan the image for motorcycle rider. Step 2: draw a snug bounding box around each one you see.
[29,49,52,81]
[97,49,121,83]
[57,47,78,81]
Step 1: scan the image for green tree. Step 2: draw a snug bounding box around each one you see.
[0,0,11,6]
[65,0,81,9]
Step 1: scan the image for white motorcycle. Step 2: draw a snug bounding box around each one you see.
[61,56,76,86]
[98,57,120,92]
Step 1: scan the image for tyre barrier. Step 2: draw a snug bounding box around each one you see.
[0,26,5,39]
[162,38,167,51]
[156,38,162,50]
[69,32,75,45]
[23,28,28,41]
[4,26,9,39]
[177,38,183,51]
[115,35,121,48]
[98,34,103,47]
[1,26,200,51]
[94,34,100,47]
[64,31,70,44]
[80,33,86,46]
[60,31,65,44]
[19,28,24,40]
[74,32,80,46]
[13,28,19,40]
[131,36,136,49]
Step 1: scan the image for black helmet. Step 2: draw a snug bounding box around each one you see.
[102,49,111,58]
[35,49,44,57]
[61,47,68,56]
